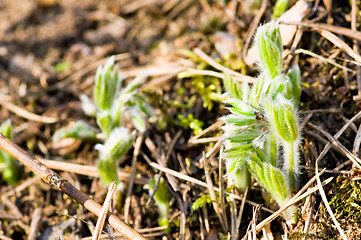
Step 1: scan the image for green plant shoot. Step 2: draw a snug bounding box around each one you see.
[0,120,19,185]
[272,0,289,18]
[53,56,153,186]
[144,175,170,231]
[221,20,301,224]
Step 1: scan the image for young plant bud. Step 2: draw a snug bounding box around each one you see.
[223,75,244,100]
[144,175,170,231]
[100,127,133,162]
[80,94,97,117]
[128,106,146,133]
[272,0,289,18]
[286,64,301,103]
[96,111,113,137]
[255,20,283,79]
[53,121,98,142]
[93,56,121,111]
[264,94,298,143]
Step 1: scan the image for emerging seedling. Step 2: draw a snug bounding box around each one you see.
[144,175,170,231]
[54,56,152,186]
[0,120,19,185]
[221,20,301,224]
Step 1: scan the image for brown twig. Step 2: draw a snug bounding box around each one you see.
[0,133,145,240]
[279,20,361,42]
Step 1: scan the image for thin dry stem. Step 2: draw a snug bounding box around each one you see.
[203,152,228,233]
[148,161,274,213]
[315,161,348,239]
[27,208,42,240]
[92,182,116,240]
[0,133,145,240]
[193,48,255,83]
[308,122,361,168]
[124,134,144,223]
[0,95,57,123]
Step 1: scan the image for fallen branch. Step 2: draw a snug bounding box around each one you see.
[0,133,145,240]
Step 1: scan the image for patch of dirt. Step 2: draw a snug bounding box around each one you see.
[0,0,361,239]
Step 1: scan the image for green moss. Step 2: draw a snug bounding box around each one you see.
[329,177,361,222]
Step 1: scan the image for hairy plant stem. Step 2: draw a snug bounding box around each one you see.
[283,140,297,191]
[270,134,278,166]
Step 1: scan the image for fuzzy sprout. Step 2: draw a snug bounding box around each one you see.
[144,175,170,231]
[221,20,301,224]
[53,56,153,187]
[0,120,19,185]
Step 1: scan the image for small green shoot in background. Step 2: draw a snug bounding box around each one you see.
[53,56,153,187]
[0,120,19,185]
[272,0,289,18]
[221,20,301,225]
[144,175,170,231]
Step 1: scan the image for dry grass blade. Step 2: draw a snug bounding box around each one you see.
[308,122,361,168]
[148,161,274,214]
[193,48,255,83]
[219,150,228,232]
[28,208,42,240]
[145,137,180,191]
[315,162,348,239]
[52,53,131,90]
[319,29,361,64]
[279,20,361,41]
[92,182,116,240]
[189,119,224,144]
[124,134,144,223]
[295,48,355,73]
[0,96,57,123]
[0,133,145,240]
[203,152,228,232]
[241,0,267,61]
[39,158,148,185]
[247,205,262,240]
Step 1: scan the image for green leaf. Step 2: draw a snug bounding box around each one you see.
[247,160,289,206]
[286,64,301,103]
[80,94,96,117]
[255,20,283,79]
[144,176,170,231]
[223,75,243,100]
[273,0,289,18]
[232,165,250,191]
[122,73,146,95]
[96,111,113,137]
[226,98,258,116]
[99,127,133,162]
[54,62,71,73]
[264,94,298,142]
[250,73,266,107]
[94,56,121,111]
[0,120,18,185]
[129,106,146,133]
[53,121,98,142]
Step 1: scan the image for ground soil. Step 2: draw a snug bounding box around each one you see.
[0,0,361,239]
